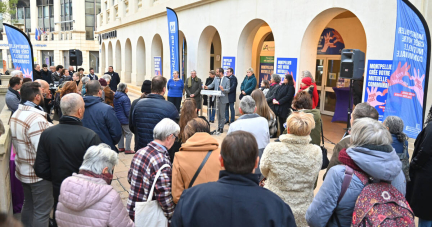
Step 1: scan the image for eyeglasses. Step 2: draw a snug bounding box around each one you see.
[172,134,178,140]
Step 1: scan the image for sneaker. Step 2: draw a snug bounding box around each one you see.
[118,148,125,152]
[211,130,219,135]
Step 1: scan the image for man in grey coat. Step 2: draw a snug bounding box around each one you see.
[204,67,230,134]
[6,77,22,112]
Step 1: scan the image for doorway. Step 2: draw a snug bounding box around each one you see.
[315,57,342,115]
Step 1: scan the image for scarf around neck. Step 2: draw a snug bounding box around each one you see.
[338,148,362,172]
[79,169,113,185]
[187,76,199,87]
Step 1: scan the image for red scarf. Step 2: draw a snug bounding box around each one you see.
[79,170,113,185]
[338,148,362,172]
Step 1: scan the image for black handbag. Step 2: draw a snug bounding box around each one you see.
[320,119,330,170]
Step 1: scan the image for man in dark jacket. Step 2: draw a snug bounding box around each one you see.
[225,67,237,124]
[130,76,178,151]
[104,66,121,92]
[51,65,63,83]
[82,80,122,152]
[171,131,296,227]
[41,64,52,84]
[33,64,43,81]
[34,93,101,226]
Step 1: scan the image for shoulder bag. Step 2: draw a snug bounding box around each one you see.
[321,119,330,169]
[189,150,213,188]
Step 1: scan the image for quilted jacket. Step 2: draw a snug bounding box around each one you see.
[114,91,131,125]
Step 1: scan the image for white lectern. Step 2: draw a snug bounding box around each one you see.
[200,90,222,135]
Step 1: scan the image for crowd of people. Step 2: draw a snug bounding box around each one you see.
[3,64,431,227]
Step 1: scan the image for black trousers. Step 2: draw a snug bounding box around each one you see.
[168,96,182,112]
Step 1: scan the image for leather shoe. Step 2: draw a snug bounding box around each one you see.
[118,148,125,152]
[218,128,224,133]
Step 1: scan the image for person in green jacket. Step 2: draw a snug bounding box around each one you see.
[240,68,257,99]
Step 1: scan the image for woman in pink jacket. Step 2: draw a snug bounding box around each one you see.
[55,144,134,227]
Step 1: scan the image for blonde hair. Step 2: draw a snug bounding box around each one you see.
[247,67,254,74]
[286,112,315,136]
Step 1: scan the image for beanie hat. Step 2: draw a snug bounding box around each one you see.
[301,77,312,86]
[99,78,107,86]
[141,80,152,93]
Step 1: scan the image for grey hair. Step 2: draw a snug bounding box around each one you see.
[350,118,392,147]
[191,70,196,73]
[153,118,180,141]
[103,74,111,82]
[117,83,127,92]
[60,93,83,116]
[10,70,22,78]
[271,74,281,83]
[247,67,254,74]
[352,103,379,121]
[302,70,315,83]
[81,77,90,85]
[383,116,407,142]
[79,143,118,174]
[240,95,256,114]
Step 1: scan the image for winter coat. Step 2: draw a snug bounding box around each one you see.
[261,87,269,96]
[184,77,202,109]
[352,78,364,106]
[129,94,179,151]
[34,116,101,203]
[266,83,280,111]
[104,71,121,92]
[41,70,52,84]
[228,113,270,149]
[391,134,408,156]
[82,96,122,152]
[56,173,134,227]
[171,171,297,227]
[240,75,257,98]
[406,123,432,220]
[51,72,61,82]
[104,86,114,107]
[6,87,21,112]
[59,76,72,85]
[299,84,319,109]
[261,134,322,227]
[324,135,350,179]
[203,77,214,106]
[172,132,222,204]
[299,109,321,146]
[33,70,43,80]
[227,75,238,103]
[273,83,295,119]
[306,146,406,227]
[114,92,131,125]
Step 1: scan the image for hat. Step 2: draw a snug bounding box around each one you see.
[301,77,312,86]
[141,80,152,93]
[99,78,107,86]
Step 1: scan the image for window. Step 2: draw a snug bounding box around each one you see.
[0,14,3,40]
[42,50,55,66]
[38,2,54,33]
[61,0,73,31]
[85,0,101,40]
[13,1,31,33]
[89,51,100,73]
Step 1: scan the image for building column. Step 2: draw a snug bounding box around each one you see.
[53,0,61,37]
[30,0,38,37]
[72,0,85,31]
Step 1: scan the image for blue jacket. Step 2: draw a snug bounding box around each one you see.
[240,75,257,96]
[82,96,122,152]
[114,92,131,125]
[171,171,296,227]
[167,79,184,98]
[129,94,179,151]
[227,75,238,103]
[306,146,406,227]
[391,134,409,158]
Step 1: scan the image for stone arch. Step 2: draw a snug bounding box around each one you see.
[115,40,122,73]
[124,39,132,82]
[151,34,163,77]
[196,26,222,80]
[136,36,146,82]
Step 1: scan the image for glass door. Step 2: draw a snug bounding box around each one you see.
[315,57,342,116]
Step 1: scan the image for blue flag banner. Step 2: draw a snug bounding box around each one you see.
[166,7,180,79]
[4,23,34,80]
[154,56,162,76]
[383,0,430,138]
[222,56,235,76]
[276,58,297,87]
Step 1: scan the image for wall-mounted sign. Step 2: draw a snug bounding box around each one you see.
[154,56,162,76]
[222,56,235,76]
[98,30,117,45]
[276,58,298,88]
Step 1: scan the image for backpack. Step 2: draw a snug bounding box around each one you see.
[336,166,415,227]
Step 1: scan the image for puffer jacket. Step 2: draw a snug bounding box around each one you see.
[306,146,406,227]
[114,92,131,125]
[240,75,257,97]
[56,173,134,227]
[129,94,179,151]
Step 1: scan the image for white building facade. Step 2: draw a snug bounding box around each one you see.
[0,0,101,74]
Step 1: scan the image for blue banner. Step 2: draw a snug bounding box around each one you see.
[383,0,429,138]
[276,58,297,87]
[317,28,345,55]
[222,56,235,76]
[4,23,34,80]
[154,56,162,76]
[364,60,392,122]
[166,8,179,79]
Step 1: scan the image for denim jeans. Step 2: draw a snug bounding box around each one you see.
[225,102,235,123]
[209,99,216,121]
[419,218,432,227]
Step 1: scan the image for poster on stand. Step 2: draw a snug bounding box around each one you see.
[276,58,297,88]
[166,7,180,79]
[259,56,274,85]
[222,56,235,76]
[383,0,429,138]
[154,56,162,76]
[4,23,34,80]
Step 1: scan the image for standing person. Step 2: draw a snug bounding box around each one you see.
[299,77,319,109]
[261,112,322,227]
[72,72,80,87]
[127,119,179,221]
[114,83,134,154]
[51,65,63,82]
[68,66,75,76]
[79,77,90,96]
[406,105,432,226]
[172,118,222,204]
[272,74,295,132]
[102,75,115,107]
[352,76,364,106]
[171,131,297,227]
[306,118,407,227]
[6,77,22,112]
[104,66,121,92]
[55,144,134,227]
[203,70,216,123]
[184,70,202,113]
[265,74,281,112]
[290,91,321,146]
[11,70,24,79]
[59,69,72,85]
[87,67,98,80]
[77,68,85,80]
[41,64,52,84]
[260,79,270,96]
[50,65,56,75]
[167,70,185,112]
[130,80,152,116]
[82,80,122,152]
[33,64,42,80]
[35,80,54,121]
[239,68,257,99]
[178,98,198,144]
[251,89,278,138]
[10,82,53,227]
[204,68,230,134]
[34,93,101,226]
[130,76,178,151]
[225,67,238,124]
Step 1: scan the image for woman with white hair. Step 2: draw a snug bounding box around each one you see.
[101,74,114,107]
[55,144,134,227]
[306,118,407,227]
[114,83,134,154]
[239,67,257,99]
